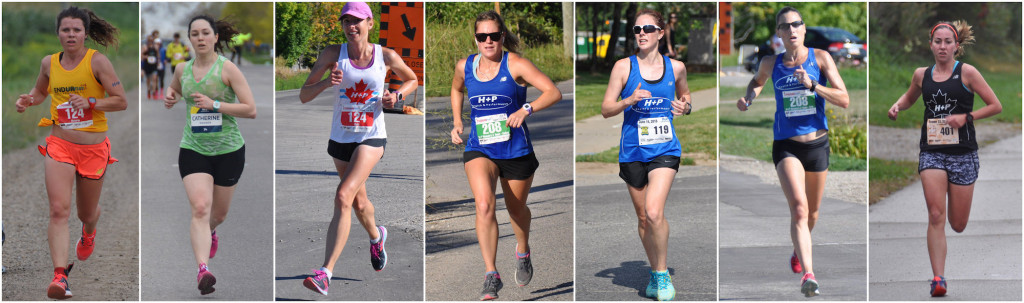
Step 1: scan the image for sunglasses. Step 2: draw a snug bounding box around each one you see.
[632,25,663,34]
[777,20,805,30]
[475,32,502,43]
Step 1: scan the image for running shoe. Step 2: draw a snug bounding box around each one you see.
[303,269,329,295]
[645,270,657,298]
[655,271,675,301]
[790,251,802,273]
[801,272,819,297]
[479,272,503,301]
[75,227,95,261]
[210,230,219,259]
[46,266,73,300]
[370,225,388,271]
[930,275,946,297]
[197,263,216,295]
[513,244,533,287]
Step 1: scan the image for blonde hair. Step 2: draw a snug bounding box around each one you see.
[930,20,975,58]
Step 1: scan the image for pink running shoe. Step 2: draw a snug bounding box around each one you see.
[210,230,219,259]
[197,263,216,295]
[790,251,802,273]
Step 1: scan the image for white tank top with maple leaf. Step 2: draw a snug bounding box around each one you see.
[331,43,387,143]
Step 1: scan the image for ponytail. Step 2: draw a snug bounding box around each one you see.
[56,6,120,48]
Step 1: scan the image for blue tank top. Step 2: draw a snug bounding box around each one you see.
[618,55,682,163]
[464,52,532,159]
[771,50,829,140]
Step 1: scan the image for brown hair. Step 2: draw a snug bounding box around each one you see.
[634,9,667,54]
[930,20,975,58]
[188,15,240,53]
[56,6,119,48]
[474,11,520,54]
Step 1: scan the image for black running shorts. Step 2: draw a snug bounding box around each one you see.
[772,135,830,172]
[178,145,245,187]
[462,151,539,180]
[619,155,681,188]
[327,139,386,162]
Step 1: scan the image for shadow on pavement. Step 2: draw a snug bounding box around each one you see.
[275,170,423,182]
[594,261,676,299]
[525,281,574,301]
[425,180,573,214]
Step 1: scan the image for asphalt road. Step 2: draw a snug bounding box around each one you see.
[3,88,141,301]
[869,135,1022,301]
[140,63,275,300]
[274,84,425,301]
[575,165,718,301]
[424,81,575,301]
[719,169,867,301]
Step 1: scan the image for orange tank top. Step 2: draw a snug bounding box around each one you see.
[45,49,108,132]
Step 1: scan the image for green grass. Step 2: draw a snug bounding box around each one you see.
[574,72,717,121]
[576,106,717,163]
[721,53,739,67]
[425,22,572,97]
[276,70,312,91]
[868,157,919,204]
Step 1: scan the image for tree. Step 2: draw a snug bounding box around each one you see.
[275,2,311,66]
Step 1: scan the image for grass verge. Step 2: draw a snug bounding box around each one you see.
[868,157,919,204]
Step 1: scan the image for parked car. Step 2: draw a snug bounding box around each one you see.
[744,26,866,73]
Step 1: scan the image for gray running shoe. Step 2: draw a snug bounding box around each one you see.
[479,272,503,300]
[514,244,533,287]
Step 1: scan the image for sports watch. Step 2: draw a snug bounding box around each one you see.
[522,103,533,116]
[88,97,97,109]
[213,100,221,112]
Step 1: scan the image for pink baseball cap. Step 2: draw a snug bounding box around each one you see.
[339,2,373,20]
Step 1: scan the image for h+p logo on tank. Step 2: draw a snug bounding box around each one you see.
[926,89,957,118]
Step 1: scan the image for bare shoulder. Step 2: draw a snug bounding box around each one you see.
[41,55,52,68]
[670,59,686,74]
[612,57,631,71]
[960,62,980,75]
[321,44,342,59]
[506,52,535,67]
[455,57,468,70]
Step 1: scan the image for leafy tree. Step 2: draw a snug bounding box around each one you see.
[221,2,272,46]
[275,2,311,66]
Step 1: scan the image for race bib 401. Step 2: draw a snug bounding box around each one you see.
[926,118,959,145]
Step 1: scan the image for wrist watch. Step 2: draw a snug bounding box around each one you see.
[396,91,404,101]
[966,112,974,123]
[88,97,97,109]
[809,80,819,92]
[522,103,533,116]
[213,100,221,112]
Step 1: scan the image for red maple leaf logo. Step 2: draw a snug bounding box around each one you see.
[345,80,374,104]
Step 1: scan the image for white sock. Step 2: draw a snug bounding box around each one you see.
[320,267,332,280]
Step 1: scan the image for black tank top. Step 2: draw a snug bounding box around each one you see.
[920,62,977,153]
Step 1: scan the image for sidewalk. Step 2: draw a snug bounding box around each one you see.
[869,135,1022,300]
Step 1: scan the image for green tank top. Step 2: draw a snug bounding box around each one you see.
[179,56,244,156]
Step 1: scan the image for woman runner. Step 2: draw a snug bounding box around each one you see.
[14,6,128,300]
[886,20,1001,297]
[600,9,692,301]
[449,10,562,301]
[296,1,418,296]
[163,15,258,295]
[736,6,851,297]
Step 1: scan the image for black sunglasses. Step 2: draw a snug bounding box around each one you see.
[632,25,663,34]
[777,20,805,30]
[475,32,502,43]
